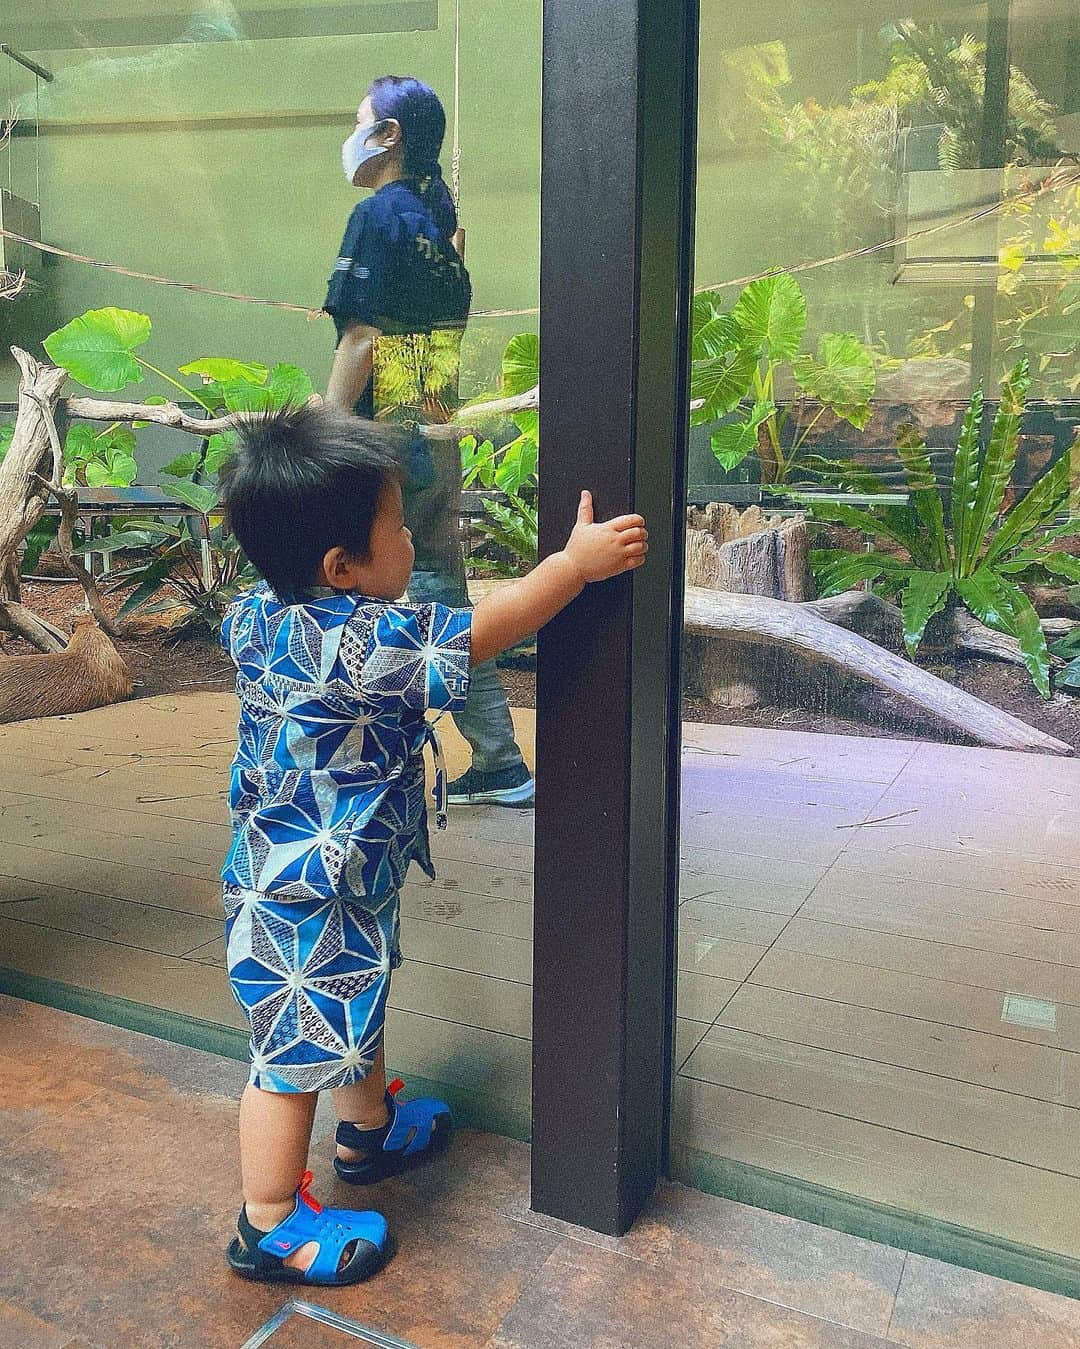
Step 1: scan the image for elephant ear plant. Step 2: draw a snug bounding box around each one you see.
[809,359,1080,698]
[42,305,312,637]
[690,272,876,485]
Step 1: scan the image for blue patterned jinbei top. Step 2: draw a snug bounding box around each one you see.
[220,585,471,902]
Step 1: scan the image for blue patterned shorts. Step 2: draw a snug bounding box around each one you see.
[224,884,403,1094]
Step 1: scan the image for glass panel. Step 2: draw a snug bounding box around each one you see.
[675,0,1080,1269]
[0,2,540,1138]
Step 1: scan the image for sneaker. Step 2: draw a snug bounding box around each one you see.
[447,762,535,807]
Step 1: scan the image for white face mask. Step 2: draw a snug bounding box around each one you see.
[342,120,389,185]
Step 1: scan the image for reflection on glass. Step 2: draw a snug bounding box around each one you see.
[0,2,540,1137]
[677,0,1080,1268]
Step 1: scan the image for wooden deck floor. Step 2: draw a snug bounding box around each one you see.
[2,694,1080,1266]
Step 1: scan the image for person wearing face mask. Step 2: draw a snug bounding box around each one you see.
[325,75,534,809]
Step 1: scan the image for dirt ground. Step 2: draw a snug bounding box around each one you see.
[4,579,1079,751]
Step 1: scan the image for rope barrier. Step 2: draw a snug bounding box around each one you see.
[0,165,1074,323]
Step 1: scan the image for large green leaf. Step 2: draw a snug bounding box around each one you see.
[204,432,237,478]
[493,435,538,495]
[962,360,1030,575]
[983,450,1071,567]
[810,547,906,597]
[85,453,137,488]
[0,423,13,463]
[178,358,269,385]
[690,348,758,424]
[1059,657,1080,694]
[502,333,539,396]
[896,425,949,571]
[43,307,151,392]
[1034,551,1080,584]
[793,332,875,425]
[710,401,775,471]
[1049,627,1080,663]
[693,313,742,362]
[116,555,173,619]
[951,385,983,571]
[900,570,953,654]
[222,363,314,413]
[162,450,202,479]
[957,567,1051,698]
[801,498,921,556]
[1019,314,1080,357]
[166,480,219,515]
[731,273,806,361]
[72,529,166,555]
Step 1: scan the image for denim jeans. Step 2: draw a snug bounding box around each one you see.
[409,567,525,776]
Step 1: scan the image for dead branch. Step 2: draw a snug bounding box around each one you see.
[455,384,538,422]
[65,393,469,443]
[0,601,66,653]
[0,270,26,302]
[63,396,239,437]
[32,475,118,638]
[684,586,1073,755]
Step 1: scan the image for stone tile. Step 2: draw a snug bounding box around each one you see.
[0,919,243,1028]
[750,948,1080,1052]
[678,929,766,982]
[488,1238,897,1348]
[0,1301,82,1348]
[776,918,1076,1005]
[0,844,222,917]
[408,856,532,903]
[889,1253,1080,1348]
[679,852,828,898]
[679,899,792,943]
[403,916,532,984]
[671,1076,1080,1261]
[804,867,1080,936]
[829,847,1080,907]
[0,886,220,958]
[682,1024,1080,1177]
[390,961,532,1038]
[511,1180,904,1338]
[717,984,1068,1103]
[677,971,739,1023]
[798,886,1069,964]
[0,994,247,1107]
[675,1017,711,1070]
[399,885,533,940]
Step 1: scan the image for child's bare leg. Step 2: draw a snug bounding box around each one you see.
[332,1042,389,1162]
[239,1083,321,1272]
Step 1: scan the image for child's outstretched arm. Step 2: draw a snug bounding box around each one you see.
[469,490,648,667]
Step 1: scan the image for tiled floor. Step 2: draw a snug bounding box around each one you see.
[2,696,1080,1269]
[5,995,1080,1348]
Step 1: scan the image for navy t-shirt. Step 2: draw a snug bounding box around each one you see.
[325,179,472,571]
[325,181,471,406]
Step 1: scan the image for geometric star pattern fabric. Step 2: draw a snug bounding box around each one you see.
[219,585,471,1092]
[221,585,471,902]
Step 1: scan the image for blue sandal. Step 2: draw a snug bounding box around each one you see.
[334,1077,453,1185]
[227,1171,393,1286]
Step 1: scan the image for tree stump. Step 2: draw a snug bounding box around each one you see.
[684,504,813,708]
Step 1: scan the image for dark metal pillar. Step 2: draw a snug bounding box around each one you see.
[531,0,699,1235]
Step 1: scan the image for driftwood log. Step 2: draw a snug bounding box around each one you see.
[685,586,1072,756]
[685,504,813,708]
[683,504,1072,754]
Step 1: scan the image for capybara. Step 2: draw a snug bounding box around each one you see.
[0,613,133,723]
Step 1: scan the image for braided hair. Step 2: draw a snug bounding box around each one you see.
[369,75,458,238]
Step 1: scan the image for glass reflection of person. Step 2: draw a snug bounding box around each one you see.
[326,76,534,808]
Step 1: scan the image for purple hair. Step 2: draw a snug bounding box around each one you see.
[369,75,458,237]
